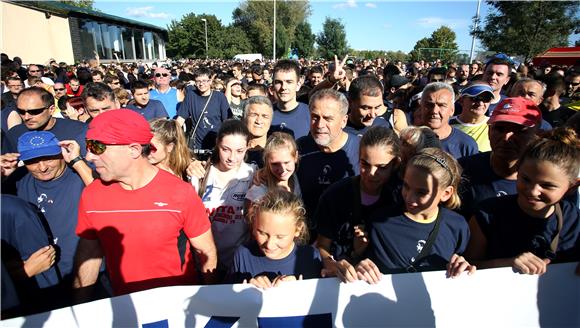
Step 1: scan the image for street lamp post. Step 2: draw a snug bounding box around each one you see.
[201,18,208,60]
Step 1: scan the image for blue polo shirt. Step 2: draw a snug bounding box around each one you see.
[150,87,178,119]
[126,99,169,121]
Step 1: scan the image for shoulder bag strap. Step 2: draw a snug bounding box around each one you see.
[549,203,564,255]
[406,209,443,273]
[189,91,213,148]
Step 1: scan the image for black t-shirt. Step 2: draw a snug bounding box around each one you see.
[541,105,576,128]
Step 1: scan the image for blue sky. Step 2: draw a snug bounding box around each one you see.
[93,0,577,54]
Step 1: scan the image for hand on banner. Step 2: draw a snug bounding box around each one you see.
[512,252,550,275]
[355,258,382,284]
[245,274,303,289]
[446,254,476,278]
[325,259,359,283]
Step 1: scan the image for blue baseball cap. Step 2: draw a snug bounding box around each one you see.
[460,84,494,98]
[17,131,61,161]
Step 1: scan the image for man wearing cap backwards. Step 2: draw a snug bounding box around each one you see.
[6,131,92,311]
[73,110,217,297]
[419,82,479,159]
[482,54,512,115]
[459,97,542,217]
[450,83,495,152]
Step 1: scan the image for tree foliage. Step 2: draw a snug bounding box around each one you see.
[349,50,408,62]
[294,22,315,59]
[316,17,349,60]
[472,1,579,61]
[58,0,95,10]
[233,0,310,59]
[409,26,458,63]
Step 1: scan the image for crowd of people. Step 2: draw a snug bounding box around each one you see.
[1,51,579,319]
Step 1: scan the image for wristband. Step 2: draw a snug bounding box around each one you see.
[68,156,84,167]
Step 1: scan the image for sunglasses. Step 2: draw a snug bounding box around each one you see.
[16,107,47,116]
[86,139,157,155]
[54,88,66,91]
[155,73,170,78]
[471,94,493,103]
[568,82,580,87]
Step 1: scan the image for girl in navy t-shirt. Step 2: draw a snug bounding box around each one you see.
[352,148,476,283]
[228,190,322,288]
[466,127,580,275]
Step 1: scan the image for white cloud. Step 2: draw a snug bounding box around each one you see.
[415,17,469,29]
[365,3,377,8]
[126,6,170,20]
[333,0,357,9]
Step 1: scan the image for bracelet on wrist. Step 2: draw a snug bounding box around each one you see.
[68,156,84,167]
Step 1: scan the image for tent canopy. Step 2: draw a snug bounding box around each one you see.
[532,47,580,66]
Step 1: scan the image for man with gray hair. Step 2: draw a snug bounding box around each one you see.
[420,82,478,159]
[297,88,360,236]
[243,95,273,167]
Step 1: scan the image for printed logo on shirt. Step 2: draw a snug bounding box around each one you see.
[318,165,332,185]
[232,192,246,201]
[154,202,169,207]
[496,190,508,197]
[410,240,426,263]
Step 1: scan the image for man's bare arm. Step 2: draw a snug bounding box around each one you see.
[189,229,218,284]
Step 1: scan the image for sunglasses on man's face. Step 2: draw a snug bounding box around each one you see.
[155,73,170,78]
[471,94,493,103]
[54,88,66,91]
[16,107,47,116]
[86,139,157,155]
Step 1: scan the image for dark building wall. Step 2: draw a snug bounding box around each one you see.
[68,16,82,63]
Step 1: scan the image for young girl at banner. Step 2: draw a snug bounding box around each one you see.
[314,126,402,281]
[465,127,580,274]
[351,148,476,284]
[191,119,256,274]
[228,189,322,288]
[245,132,301,203]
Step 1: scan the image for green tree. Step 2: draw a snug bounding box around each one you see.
[472,1,579,61]
[167,14,225,58]
[233,0,311,59]
[294,22,315,58]
[316,17,349,60]
[219,26,253,59]
[58,0,95,10]
[409,26,458,62]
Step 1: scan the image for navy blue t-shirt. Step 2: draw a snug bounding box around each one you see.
[440,127,479,160]
[227,240,322,283]
[475,195,580,262]
[367,206,470,273]
[458,151,517,218]
[246,148,264,168]
[177,87,230,150]
[126,99,169,121]
[297,133,360,223]
[486,94,507,116]
[16,167,84,279]
[343,116,390,138]
[315,175,403,259]
[270,102,310,139]
[4,118,88,156]
[1,195,61,289]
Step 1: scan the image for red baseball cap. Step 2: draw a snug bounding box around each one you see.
[488,97,542,127]
[87,109,153,144]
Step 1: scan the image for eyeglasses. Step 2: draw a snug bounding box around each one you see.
[155,73,170,78]
[86,139,157,155]
[54,88,66,91]
[16,107,48,116]
[195,79,210,84]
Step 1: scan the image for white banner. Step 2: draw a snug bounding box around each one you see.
[2,262,579,327]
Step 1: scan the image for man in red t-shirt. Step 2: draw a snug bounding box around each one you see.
[73,109,217,297]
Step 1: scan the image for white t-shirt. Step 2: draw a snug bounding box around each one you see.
[191,162,256,270]
[245,175,302,203]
